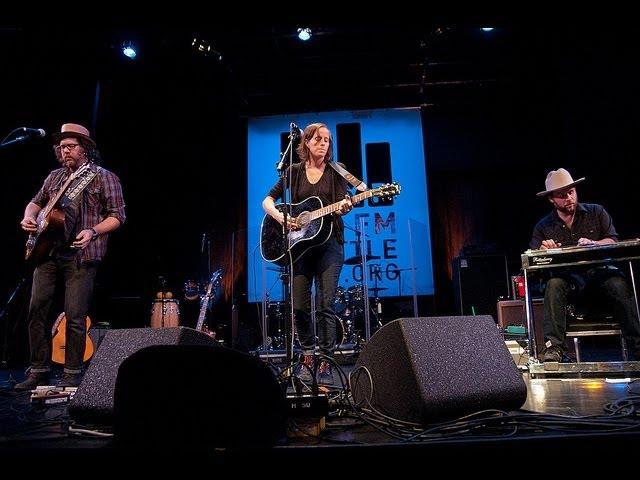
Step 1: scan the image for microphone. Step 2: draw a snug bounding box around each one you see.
[0,127,46,148]
[18,127,46,137]
[289,122,303,139]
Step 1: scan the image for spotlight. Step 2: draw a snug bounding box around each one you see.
[297,28,312,41]
[481,27,494,32]
[192,36,222,61]
[121,41,137,59]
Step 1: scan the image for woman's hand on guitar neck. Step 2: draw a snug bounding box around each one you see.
[20,216,38,232]
[337,194,353,215]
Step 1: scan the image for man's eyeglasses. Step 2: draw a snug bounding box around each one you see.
[56,143,80,151]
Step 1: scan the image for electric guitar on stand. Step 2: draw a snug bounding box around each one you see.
[260,183,401,265]
[196,269,223,339]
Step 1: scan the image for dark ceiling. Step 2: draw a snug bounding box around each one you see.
[3,24,637,119]
[1,25,530,116]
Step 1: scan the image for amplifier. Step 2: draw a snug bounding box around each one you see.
[497,298,544,348]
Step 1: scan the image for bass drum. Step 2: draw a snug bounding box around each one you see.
[150,299,180,328]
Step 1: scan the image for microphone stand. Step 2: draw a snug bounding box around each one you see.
[0,136,31,149]
[0,127,41,150]
[0,276,29,370]
[277,126,299,368]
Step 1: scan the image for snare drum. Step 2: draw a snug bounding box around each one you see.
[150,299,180,328]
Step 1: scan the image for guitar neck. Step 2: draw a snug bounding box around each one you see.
[309,190,375,221]
[195,306,207,331]
[42,174,77,217]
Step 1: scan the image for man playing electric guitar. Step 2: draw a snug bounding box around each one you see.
[15,123,126,391]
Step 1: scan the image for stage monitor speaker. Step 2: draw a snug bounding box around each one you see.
[453,254,510,322]
[69,327,220,424]
[351,316,527,424]
[113,344,287,448]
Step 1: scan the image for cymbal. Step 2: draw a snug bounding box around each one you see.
[369,286,388,293]
[344,255,376,265]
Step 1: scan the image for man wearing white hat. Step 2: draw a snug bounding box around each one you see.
[530,168,640,362]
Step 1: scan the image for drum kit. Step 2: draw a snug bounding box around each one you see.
[262,281,388,349]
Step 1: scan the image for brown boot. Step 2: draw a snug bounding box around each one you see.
[14,372,50,391]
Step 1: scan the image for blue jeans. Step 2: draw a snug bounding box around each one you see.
[292,237,344,356]
[543,267,640,356]
[27,257,97,374]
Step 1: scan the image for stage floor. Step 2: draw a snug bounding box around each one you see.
[2,356,640,468]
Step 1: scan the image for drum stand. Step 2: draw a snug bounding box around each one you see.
[369,266,386,330]
[157,276,168,327]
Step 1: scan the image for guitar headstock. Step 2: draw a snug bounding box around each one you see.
[372,182,401,199]
[204,269,223,298]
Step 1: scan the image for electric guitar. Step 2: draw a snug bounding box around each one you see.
[25,163,96,264]
[51,312,95,364]
[196,269,223,337]
[260,182,401,265]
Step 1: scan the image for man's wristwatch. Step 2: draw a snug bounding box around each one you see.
[90,228,99,241]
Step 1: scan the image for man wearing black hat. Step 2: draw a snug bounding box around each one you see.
[15,123,126,390]
[531,168,640,362]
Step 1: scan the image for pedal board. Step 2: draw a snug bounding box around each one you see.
[30,386,77,406]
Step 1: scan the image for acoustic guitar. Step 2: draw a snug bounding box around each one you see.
[260,183,401,266]
[51,312,95,364]
[25,163,96,264]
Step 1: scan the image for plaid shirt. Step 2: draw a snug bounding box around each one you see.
[31,162,126,262]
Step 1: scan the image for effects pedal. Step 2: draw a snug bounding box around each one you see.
[30,386,77,406]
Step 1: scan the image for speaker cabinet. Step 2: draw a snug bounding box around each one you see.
[113,344,286,447]
[69,327,218,423]
[453,254,510,322]
[351,316,527,423]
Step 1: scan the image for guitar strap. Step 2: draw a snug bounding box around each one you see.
[327,162,368,192]
[59,165,98,208]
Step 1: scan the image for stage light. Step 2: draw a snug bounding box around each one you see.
[121,41,137,59]
[192,36,222,61]
[297,28,312,41]
[481,27,494,32]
